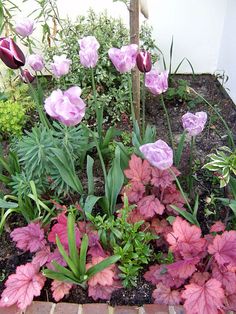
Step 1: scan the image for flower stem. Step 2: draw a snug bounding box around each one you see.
[142,72,146,138]
[128,74,135,126]
[160,94,174,149]
[91,68,103,144]
[169,167,193,213]
[189,136,195,195]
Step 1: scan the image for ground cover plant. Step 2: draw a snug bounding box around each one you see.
[0,1,236,313]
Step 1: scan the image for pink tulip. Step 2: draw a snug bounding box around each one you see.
[78,36,100,68]
[182,112,207,136]
[145,69,168,95]
[44,86,86,126]
[108,44,138,73]
[140,140,173,170]
[28,54,44,71]
[51,55,71,78]
[14,18,35,38]
[0,37,25,69]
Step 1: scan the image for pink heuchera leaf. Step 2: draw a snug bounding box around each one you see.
[212,262,236,294]
[48,213,81,249]
[167,257,200,279]
[138,195,165,218]
[153,283,181,305]
[51,280,72,302]
[190,272,210,286]
[32,246,51,267]
[88,281,122,301]
[86,256,115,287]
[10,222,46,253]
[87,233,106,258]
[210,221,226,233]
[144,264,184,288]
[46,248,67,270]
[122,181,145,203]
[167,217,206,258]
[208,231,236,266]
[151,166,180,189]
[182,278,225,314]
[225,294,236,311]
[124,154,151,184]
[0,263,46,310]
[127,208,146,224]
[162,184,186,214]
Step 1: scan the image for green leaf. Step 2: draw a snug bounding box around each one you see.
[170,205,200,226]
[83,195,101,215]
[175,131,186,167]
[86,255,120,278]
[67,213,80,270]
[105,146,124,215]
[0,198,18,209]
[49,148,83,194]
[0,2,3,35]
[56,235,79,277]
[86,155,94,195]
[43,269,76,284]
[79,234,89,276]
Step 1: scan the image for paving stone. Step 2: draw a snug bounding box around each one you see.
[25,301,54,314]
[143,304,169,314]
[0,305,22,314]
[114,305,139,314]
[54,302,79,314]
[82,303,109,314]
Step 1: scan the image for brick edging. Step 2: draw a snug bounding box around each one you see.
[1,302,235,314]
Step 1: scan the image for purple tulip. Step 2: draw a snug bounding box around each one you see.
[14,18,35,38]
[145,69,168,95]
[0,37,25,69]
[78,36,100,68]
[28,54,44,71]
[140,140,173,170]
[182,112,207,136]
[20,69,35,83]
[136,50,152,73]
[108,44,138,73]
[44,86,86,126]
[51,55,72,78]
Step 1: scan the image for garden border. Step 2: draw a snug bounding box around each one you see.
[0,302,186,314]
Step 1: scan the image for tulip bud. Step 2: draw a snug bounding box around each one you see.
[0,37,25,69]
[136,50,152,73]
[14,18,35,38]
[21,69,35,83]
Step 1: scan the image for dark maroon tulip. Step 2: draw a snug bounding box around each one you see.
[21,69,35,83]
[136,50,152,73]
[0,37,25,69]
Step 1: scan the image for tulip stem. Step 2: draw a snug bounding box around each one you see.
[142,73,146,138]
[169,168,193,214]
[160,94,174,149]
[128,74,135,126]
[91,68,103,145]
[189,136,195,196]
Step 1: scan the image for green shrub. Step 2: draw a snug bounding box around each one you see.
[44,9,158,123]
[0,100,27,137]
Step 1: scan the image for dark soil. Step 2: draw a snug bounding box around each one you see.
[0,74,235,305]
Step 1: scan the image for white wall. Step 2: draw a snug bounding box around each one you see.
[217,0,236,103]
[2,0,236,103]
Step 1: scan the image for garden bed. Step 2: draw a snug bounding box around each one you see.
[0,74,235,309]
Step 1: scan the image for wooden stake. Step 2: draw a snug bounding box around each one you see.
[130,0,140,123]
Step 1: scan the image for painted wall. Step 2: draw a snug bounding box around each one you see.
[217,0,236,103]
[2,0,236,103]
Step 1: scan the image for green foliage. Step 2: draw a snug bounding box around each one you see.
[90,197,155,287]
[43,213,120,286]
[0,100,27,137]
[13,124,89,196]
[203,146,236,188]
[44,9,158,123]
